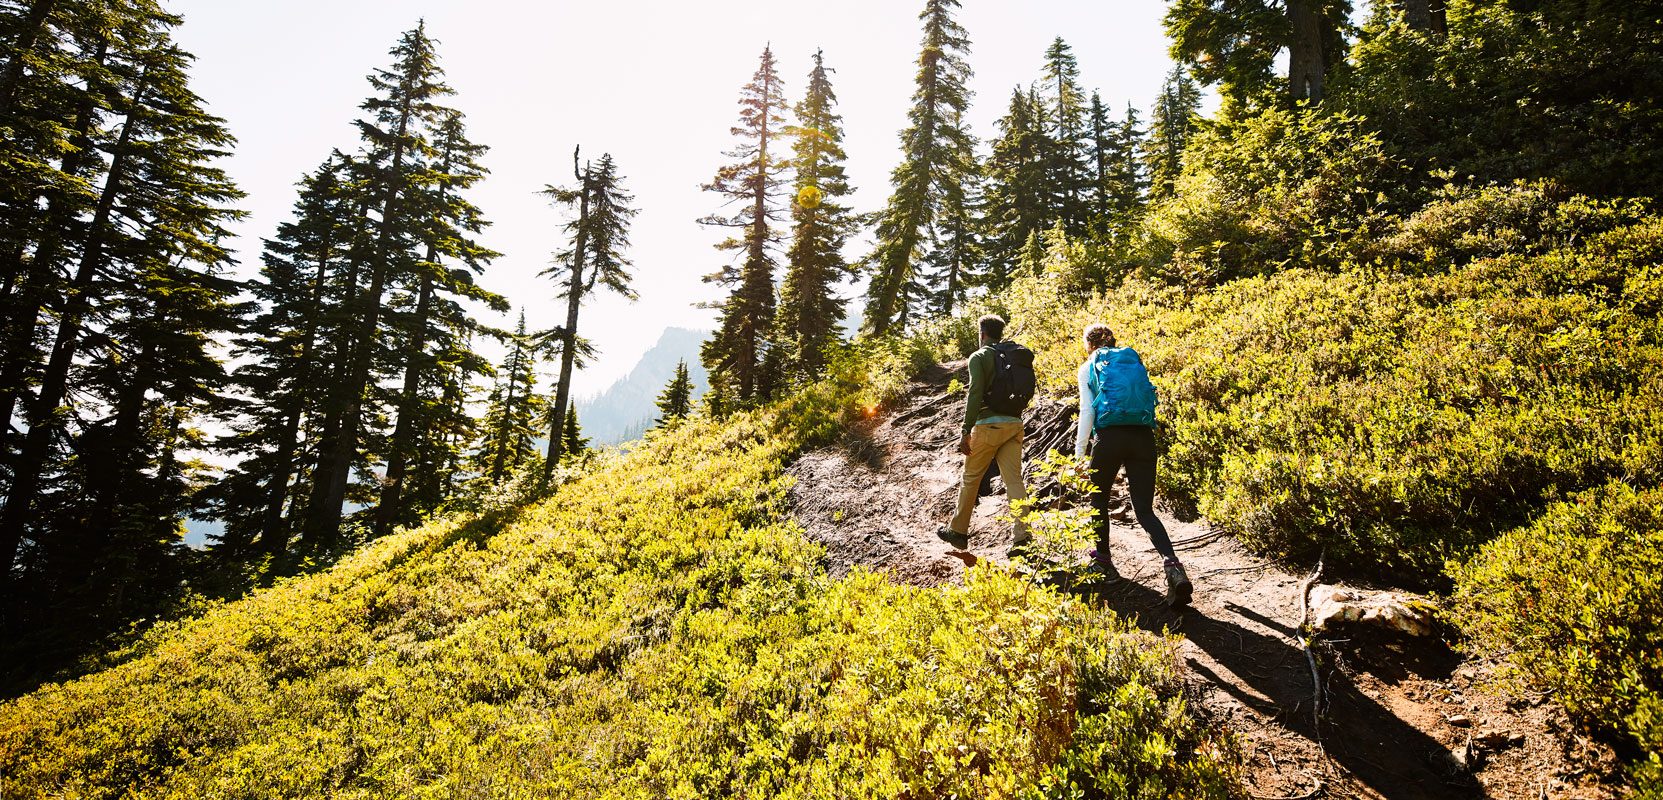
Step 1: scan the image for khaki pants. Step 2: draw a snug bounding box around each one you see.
[949,421,1028,538]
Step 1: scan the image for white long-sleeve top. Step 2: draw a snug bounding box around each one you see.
[1075,359,1096,459]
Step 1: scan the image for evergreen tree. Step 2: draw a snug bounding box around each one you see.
[1165,0,1351,107]
[982,87,1049,289]
[560,407,589,460]
[655,359,694,427]
[863,0,975,334]
[301,22,456,550]
[373,108,504,536]
[203,154,357,555]
[0,3,244,638]
[1144,66,1203,201]
[699,45,788,404]
[472,311,545,484]
[540,150,637,486]
[1105,102,1147,224]
[1039,37,1091,232]
[775,49,857,384]
[922,127,982,311]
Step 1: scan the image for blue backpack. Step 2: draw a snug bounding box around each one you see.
[1089,347,1157,429]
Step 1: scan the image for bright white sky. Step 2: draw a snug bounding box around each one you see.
[166,0,1192,397]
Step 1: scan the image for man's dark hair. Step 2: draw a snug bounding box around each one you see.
[978,315,1006,341]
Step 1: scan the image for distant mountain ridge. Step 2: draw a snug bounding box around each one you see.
[576,327,708,445]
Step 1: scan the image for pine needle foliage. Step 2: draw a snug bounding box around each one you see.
[775,49,859,385]
[700,45,790,406]
[862,0,976,335]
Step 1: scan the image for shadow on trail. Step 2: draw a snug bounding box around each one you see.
[1080,577,1487,800]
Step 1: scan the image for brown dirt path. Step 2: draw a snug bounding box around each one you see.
[787,361,1624,800]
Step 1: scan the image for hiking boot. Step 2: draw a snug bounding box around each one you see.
[1085,548,1121,584]
[1163,558,1193,608]
[935,526,970,551]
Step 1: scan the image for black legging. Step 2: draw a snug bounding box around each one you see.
[1090,425,1177,560]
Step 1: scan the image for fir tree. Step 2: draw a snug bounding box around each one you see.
[863,0,975,334]
[923,127,982,311]
[540,150,637,486]
[699,45,788,404]
[560,407,588,460]
[982,87,1049,290]
[0,3,244,636]
[472,311,545,484]
[655,359,694,427]
[1144,66,1202,201]
[301,22,455,550]
[1039,37,1091,232]
[775,49,857,384]
[204,154,357,555]
[374,108,504,536]
[1100,101,1147,227]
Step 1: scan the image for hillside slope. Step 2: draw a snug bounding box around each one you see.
[0,344,1232,798]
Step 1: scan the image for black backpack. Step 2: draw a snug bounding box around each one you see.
[984,341,1036,416]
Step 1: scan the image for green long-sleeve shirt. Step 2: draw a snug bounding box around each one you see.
[963,345,1021,436]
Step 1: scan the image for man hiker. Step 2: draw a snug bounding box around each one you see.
[938,315,1035,555]
[1075,322,1193,607]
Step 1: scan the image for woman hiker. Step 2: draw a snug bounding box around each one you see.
[1075,322,1193,607]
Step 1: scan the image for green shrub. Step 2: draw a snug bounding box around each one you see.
[1142,107,1408,286]
[997,205,1663,581]
[1375,179,1652,271]
[1452,481,1663,794]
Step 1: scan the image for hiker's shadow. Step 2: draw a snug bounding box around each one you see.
[1080,579,1489,800]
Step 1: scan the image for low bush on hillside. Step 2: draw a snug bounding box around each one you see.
[0,339,1233,798]
[996,187,1662,582]
[976,180,1662,783]
[1141,107,1408,286]
[1452,482,1663,795]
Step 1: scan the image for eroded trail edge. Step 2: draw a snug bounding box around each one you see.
[787,362,1620,800]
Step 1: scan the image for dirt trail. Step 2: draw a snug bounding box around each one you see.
[788,362,1622,800]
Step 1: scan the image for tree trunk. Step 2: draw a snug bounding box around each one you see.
[301,108,414,550]
[1400,0,1447,36]
[542,171,590,488]
[1287,0,1327,103]
[374,266,434,536]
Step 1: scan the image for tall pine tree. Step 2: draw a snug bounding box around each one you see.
[0,2,244,643]
[1144,66,1203,201]
[700,45,788,405]
[982,87,1049,290]
[775,49,857,384]
[862,0,975,334]
[204,154,357,555]
[540,150,636,486]
[1039,37,1091,232]
[301,22,456,550]
[373,108,503,536]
